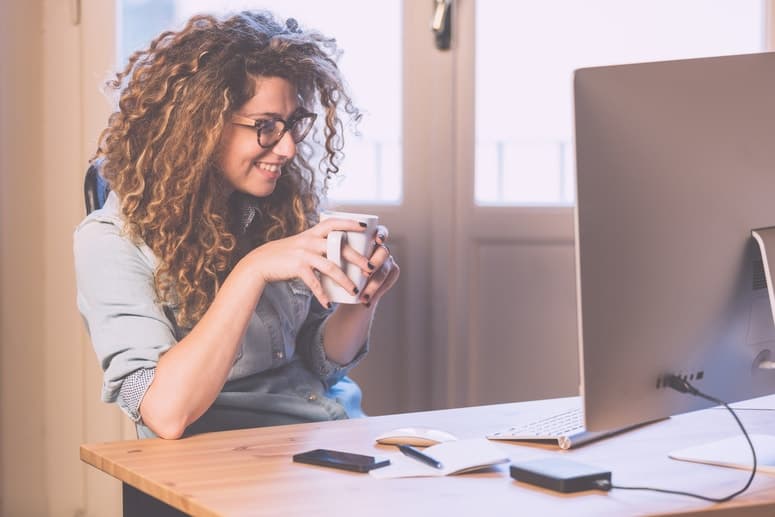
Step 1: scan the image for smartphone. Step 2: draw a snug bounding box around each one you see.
[292,448,390,473]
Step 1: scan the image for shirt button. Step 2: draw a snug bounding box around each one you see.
[274,351,284,360]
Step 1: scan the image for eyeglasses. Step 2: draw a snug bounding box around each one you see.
[231,108,317,149]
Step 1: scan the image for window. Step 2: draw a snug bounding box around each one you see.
[475,0,766,206]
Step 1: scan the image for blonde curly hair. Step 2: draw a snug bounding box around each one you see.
[94,11,358,327]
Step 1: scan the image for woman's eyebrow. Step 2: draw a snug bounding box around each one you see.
[242,108,299,119]
[242,111,281,119]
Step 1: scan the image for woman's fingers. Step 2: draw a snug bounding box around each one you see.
[340,242,373,275]
[369,258,400,302]
[312,217,367,237]
[375,224,389,244]
[356,225,395,303]
[366,243,391,272]
[298,268,330,309]
[359,254,400,305]
[309,252,359,294]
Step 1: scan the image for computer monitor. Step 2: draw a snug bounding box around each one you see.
[574,51,775,433]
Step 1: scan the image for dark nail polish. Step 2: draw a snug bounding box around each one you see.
[363,294,371,301]
[353,287,360,295]
[327,302,333,309]
[367,262,375,270]
[359,222,367,228]
[365,302,371,308]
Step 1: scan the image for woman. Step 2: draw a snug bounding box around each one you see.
[74,11,399,439]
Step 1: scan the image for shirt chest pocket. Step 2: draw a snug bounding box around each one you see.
[287,279,313,323]
[228,280,312,380]
[229,312,276,379]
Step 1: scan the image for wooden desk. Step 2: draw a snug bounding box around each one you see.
[81,396,775,516]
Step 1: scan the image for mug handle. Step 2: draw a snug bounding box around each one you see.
[327,231,346,267]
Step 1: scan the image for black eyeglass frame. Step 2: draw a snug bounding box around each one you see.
[231,108,317,149]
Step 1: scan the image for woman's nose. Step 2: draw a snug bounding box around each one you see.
[271,130,297,158]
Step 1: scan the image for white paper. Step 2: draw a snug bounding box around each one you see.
[369,438,509,479]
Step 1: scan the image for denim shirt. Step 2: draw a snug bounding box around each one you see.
[74,192,366,438]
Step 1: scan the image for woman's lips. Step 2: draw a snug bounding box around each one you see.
[254,161,281,180]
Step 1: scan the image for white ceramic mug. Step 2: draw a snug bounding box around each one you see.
[320,210,379,304]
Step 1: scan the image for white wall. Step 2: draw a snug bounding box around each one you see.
[1,1,115,515]
[1,1,47,515]
[41,1,94,515]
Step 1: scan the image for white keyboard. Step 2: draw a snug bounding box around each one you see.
[487,407,609,449]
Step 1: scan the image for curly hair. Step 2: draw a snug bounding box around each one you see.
[94,11,359,328]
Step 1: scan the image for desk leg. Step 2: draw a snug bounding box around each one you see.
[123,483,188,517]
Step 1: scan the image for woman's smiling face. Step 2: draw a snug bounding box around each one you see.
[218,76,299,197]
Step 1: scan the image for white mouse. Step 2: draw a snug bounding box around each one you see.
[374,427,458,447]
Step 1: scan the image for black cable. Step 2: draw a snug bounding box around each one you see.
[593,375,757,503]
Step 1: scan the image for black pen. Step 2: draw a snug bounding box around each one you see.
[396,444,444,469]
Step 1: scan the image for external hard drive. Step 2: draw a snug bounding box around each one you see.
[510,457,611,493]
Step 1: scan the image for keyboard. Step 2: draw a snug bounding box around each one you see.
[486,407,616,449]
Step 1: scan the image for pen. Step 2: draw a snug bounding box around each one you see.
[396,444,444,469]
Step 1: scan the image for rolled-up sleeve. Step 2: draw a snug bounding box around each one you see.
[296,299,368,389]
[74,216,176,413]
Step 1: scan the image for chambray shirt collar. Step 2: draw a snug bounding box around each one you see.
[231,191,262,234]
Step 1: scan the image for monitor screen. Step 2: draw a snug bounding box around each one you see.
[574,51,775,432]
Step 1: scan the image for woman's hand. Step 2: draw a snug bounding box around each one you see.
[358,224,400,307]
[245,218,370,308]
[319,223,400,365]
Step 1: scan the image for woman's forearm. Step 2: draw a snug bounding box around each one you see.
[322,302,376,365]
[140,259,266,439]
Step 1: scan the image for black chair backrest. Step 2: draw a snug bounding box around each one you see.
[84,160,110,214]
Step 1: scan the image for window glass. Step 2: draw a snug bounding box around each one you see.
[475,0,766,206]
[118,0,402,203]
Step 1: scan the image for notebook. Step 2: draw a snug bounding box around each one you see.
[369,438,510,479]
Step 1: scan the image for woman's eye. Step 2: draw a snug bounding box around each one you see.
[257,120,279,134]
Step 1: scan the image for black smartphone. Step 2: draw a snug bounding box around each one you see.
[292,448,390,473]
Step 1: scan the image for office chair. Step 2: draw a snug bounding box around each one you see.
[84,160,110,214]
